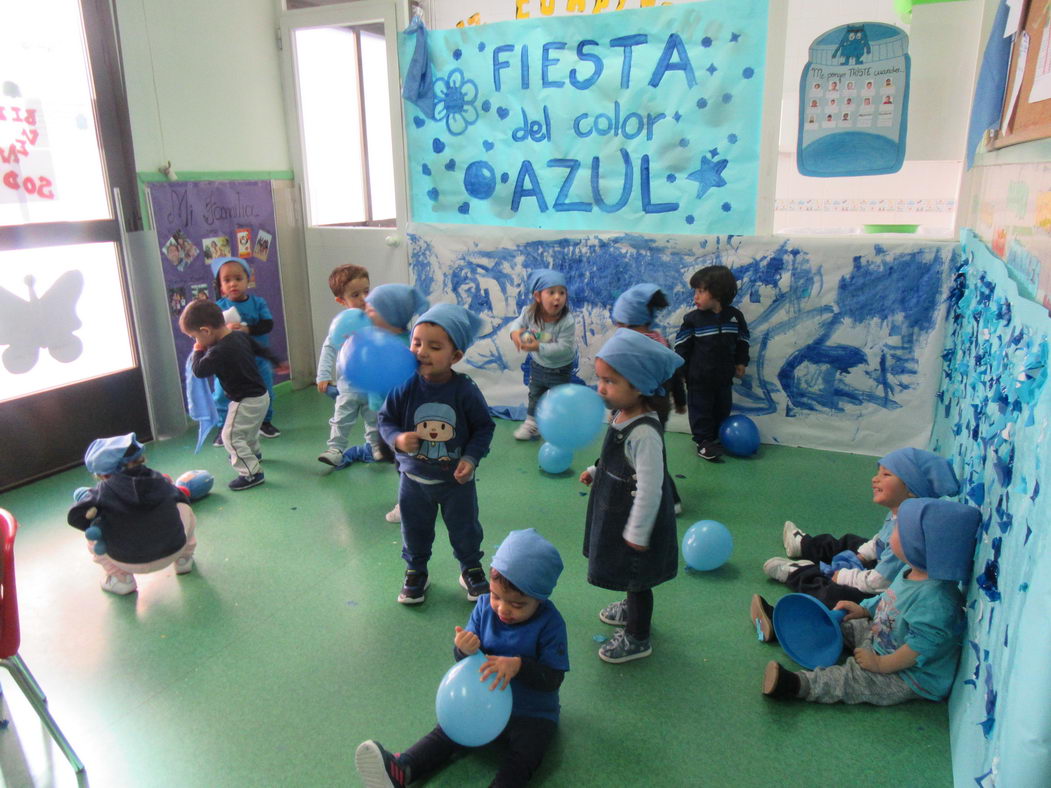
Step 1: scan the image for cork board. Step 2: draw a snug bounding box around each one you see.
[991,0,1051,148]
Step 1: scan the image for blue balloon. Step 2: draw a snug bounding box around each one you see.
[682,520,733,571]
[328,308,371,347]
[719,414,760,456]
[435,652,512,746]
[339,326,418,397]
[85,525,102,541]
[175,469,214,501]
[535,384,605,451]
[538,442,572,474]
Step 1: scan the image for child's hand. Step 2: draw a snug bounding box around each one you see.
[317,381,330,394]
[580,470,593,486]
[510,330,523,351]
[480,655,521,691]
[453,459,475,484]
[193,342,205,352]
[85,506,98,521]
[853,648,882,673]
[675,405,687,415]
[834,600,868,621]
[454,625,480,655]
[624,538,648,552]
[734,364,746,380]
[395,432,420,453]
[520,335,540,352]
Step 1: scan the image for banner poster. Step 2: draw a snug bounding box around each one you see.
[400,0,768,234]
[147,180,288,390]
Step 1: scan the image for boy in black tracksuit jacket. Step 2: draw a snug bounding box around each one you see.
[674,265,749,462]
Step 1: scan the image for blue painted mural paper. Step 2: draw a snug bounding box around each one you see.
[399,0,767,233]
[798,23,910,177]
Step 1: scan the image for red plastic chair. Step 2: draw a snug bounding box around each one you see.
[0,509,88,787]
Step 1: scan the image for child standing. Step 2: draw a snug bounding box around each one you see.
[354,528,568,787]
[763,497,981,705]
[509,269,576,440]
[581,328,684,663]
[181,300,276,490]
[674,265,750,462]
[315,264,373,466]
[377,303,496,605]
[751,447,959,641]
[67,434,197,595]
[212,256,281,441]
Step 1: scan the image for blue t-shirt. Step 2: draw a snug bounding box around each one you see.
[217,293,273,347]
[466,596,569,721]
[861,569,966,700]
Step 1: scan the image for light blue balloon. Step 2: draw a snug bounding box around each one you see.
[328,308,371,347]
[339,326,418,397]
[718,414,760,456]
[538,442,573,474]
[535,384,605,451]
[435,652,512,747]
[682,520,734,571]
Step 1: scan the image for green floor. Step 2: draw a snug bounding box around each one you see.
[0,389,953,787]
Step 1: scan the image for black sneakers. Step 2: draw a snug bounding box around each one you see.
[459,566,490,601]
[354,740,408,788]
[398,570,429,605]
[228,472,265,491]
[259,421,281,438]
[762,661,802,699]
[697,441,724,462]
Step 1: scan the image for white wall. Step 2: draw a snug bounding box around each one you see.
[115,0,291,175]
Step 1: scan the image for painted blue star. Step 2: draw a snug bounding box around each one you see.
[730,32,741,42]
[709,147,719,157]
[706,63,718,75]
[686,156,728,199]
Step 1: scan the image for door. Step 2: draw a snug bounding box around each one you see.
[279,0,412,362]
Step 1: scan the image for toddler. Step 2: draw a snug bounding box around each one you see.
[355,528,568,787]
[182,300,278,490]
[67,434,196,595]
[674,265,749,461]
[377,304,496,604]
[582,328,683,663]
[763,497,981,705]
[752,447,959,641]
[509,269,576,440]
[211,257,281,441]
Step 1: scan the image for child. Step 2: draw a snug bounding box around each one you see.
[315,264,373,466]
[67,434,196,595]
[354,528,568,787]
[752,447,959,641]
[509,269,576,440]
[211,256,281,441]
[181,299,277,490]
[581,328,683,663]
[612,282,687,512]
[674,265,749,461]
[377,303,496,604]
[763,497,981,705]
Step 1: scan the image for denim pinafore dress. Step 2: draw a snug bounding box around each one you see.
[583,414,678,592]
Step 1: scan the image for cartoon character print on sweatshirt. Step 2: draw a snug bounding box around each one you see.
[869,586,900,654]
[413,402,460,463]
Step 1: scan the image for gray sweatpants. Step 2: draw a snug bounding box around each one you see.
[224,393,269,477]
[799,618,922,706]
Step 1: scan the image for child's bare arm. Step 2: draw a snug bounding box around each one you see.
[854,643,918,674]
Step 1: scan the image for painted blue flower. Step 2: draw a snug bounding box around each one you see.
[432,68,479,136]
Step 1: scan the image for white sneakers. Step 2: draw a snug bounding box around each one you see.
[318,447,346,466]
[513,417,539,441]
[385,504,401,523]
[782,521,806,558]
[101,573,136,595]
[175,556,195,575]
[763,557,815,584]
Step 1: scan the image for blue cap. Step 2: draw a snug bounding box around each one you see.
[209,256,252,279]
[897,498,981,582]
[366,284,430,331]
[413,401,456,426]
[879,448,959,498]
[526,269,566,295]
[596,328,684,397]
[414,303,481,352]
[491,529,563,600]
[612,283,664,326]
[84,433,145,475]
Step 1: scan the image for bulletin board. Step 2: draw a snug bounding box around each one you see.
[991,0,1051,148]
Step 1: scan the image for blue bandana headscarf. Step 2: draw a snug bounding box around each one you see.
[612,283,664,326]
[84,433,145,475]
[526,269,567,295]
[879,448,959,498]
[367,284,430,331]
[414,303,481,352]
[491,528,564,600]
[596,328,684,396]
[209,256,252,280]
[897,498,981,582]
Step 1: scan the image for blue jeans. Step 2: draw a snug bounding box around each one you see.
[398,475,483,572]
[526,360,573,416]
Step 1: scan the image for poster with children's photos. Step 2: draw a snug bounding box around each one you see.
[147,180,287,392]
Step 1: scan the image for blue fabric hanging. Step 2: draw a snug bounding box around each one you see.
[184,352,221,453]
[966,0,1013,169]
[402,16,435,119]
